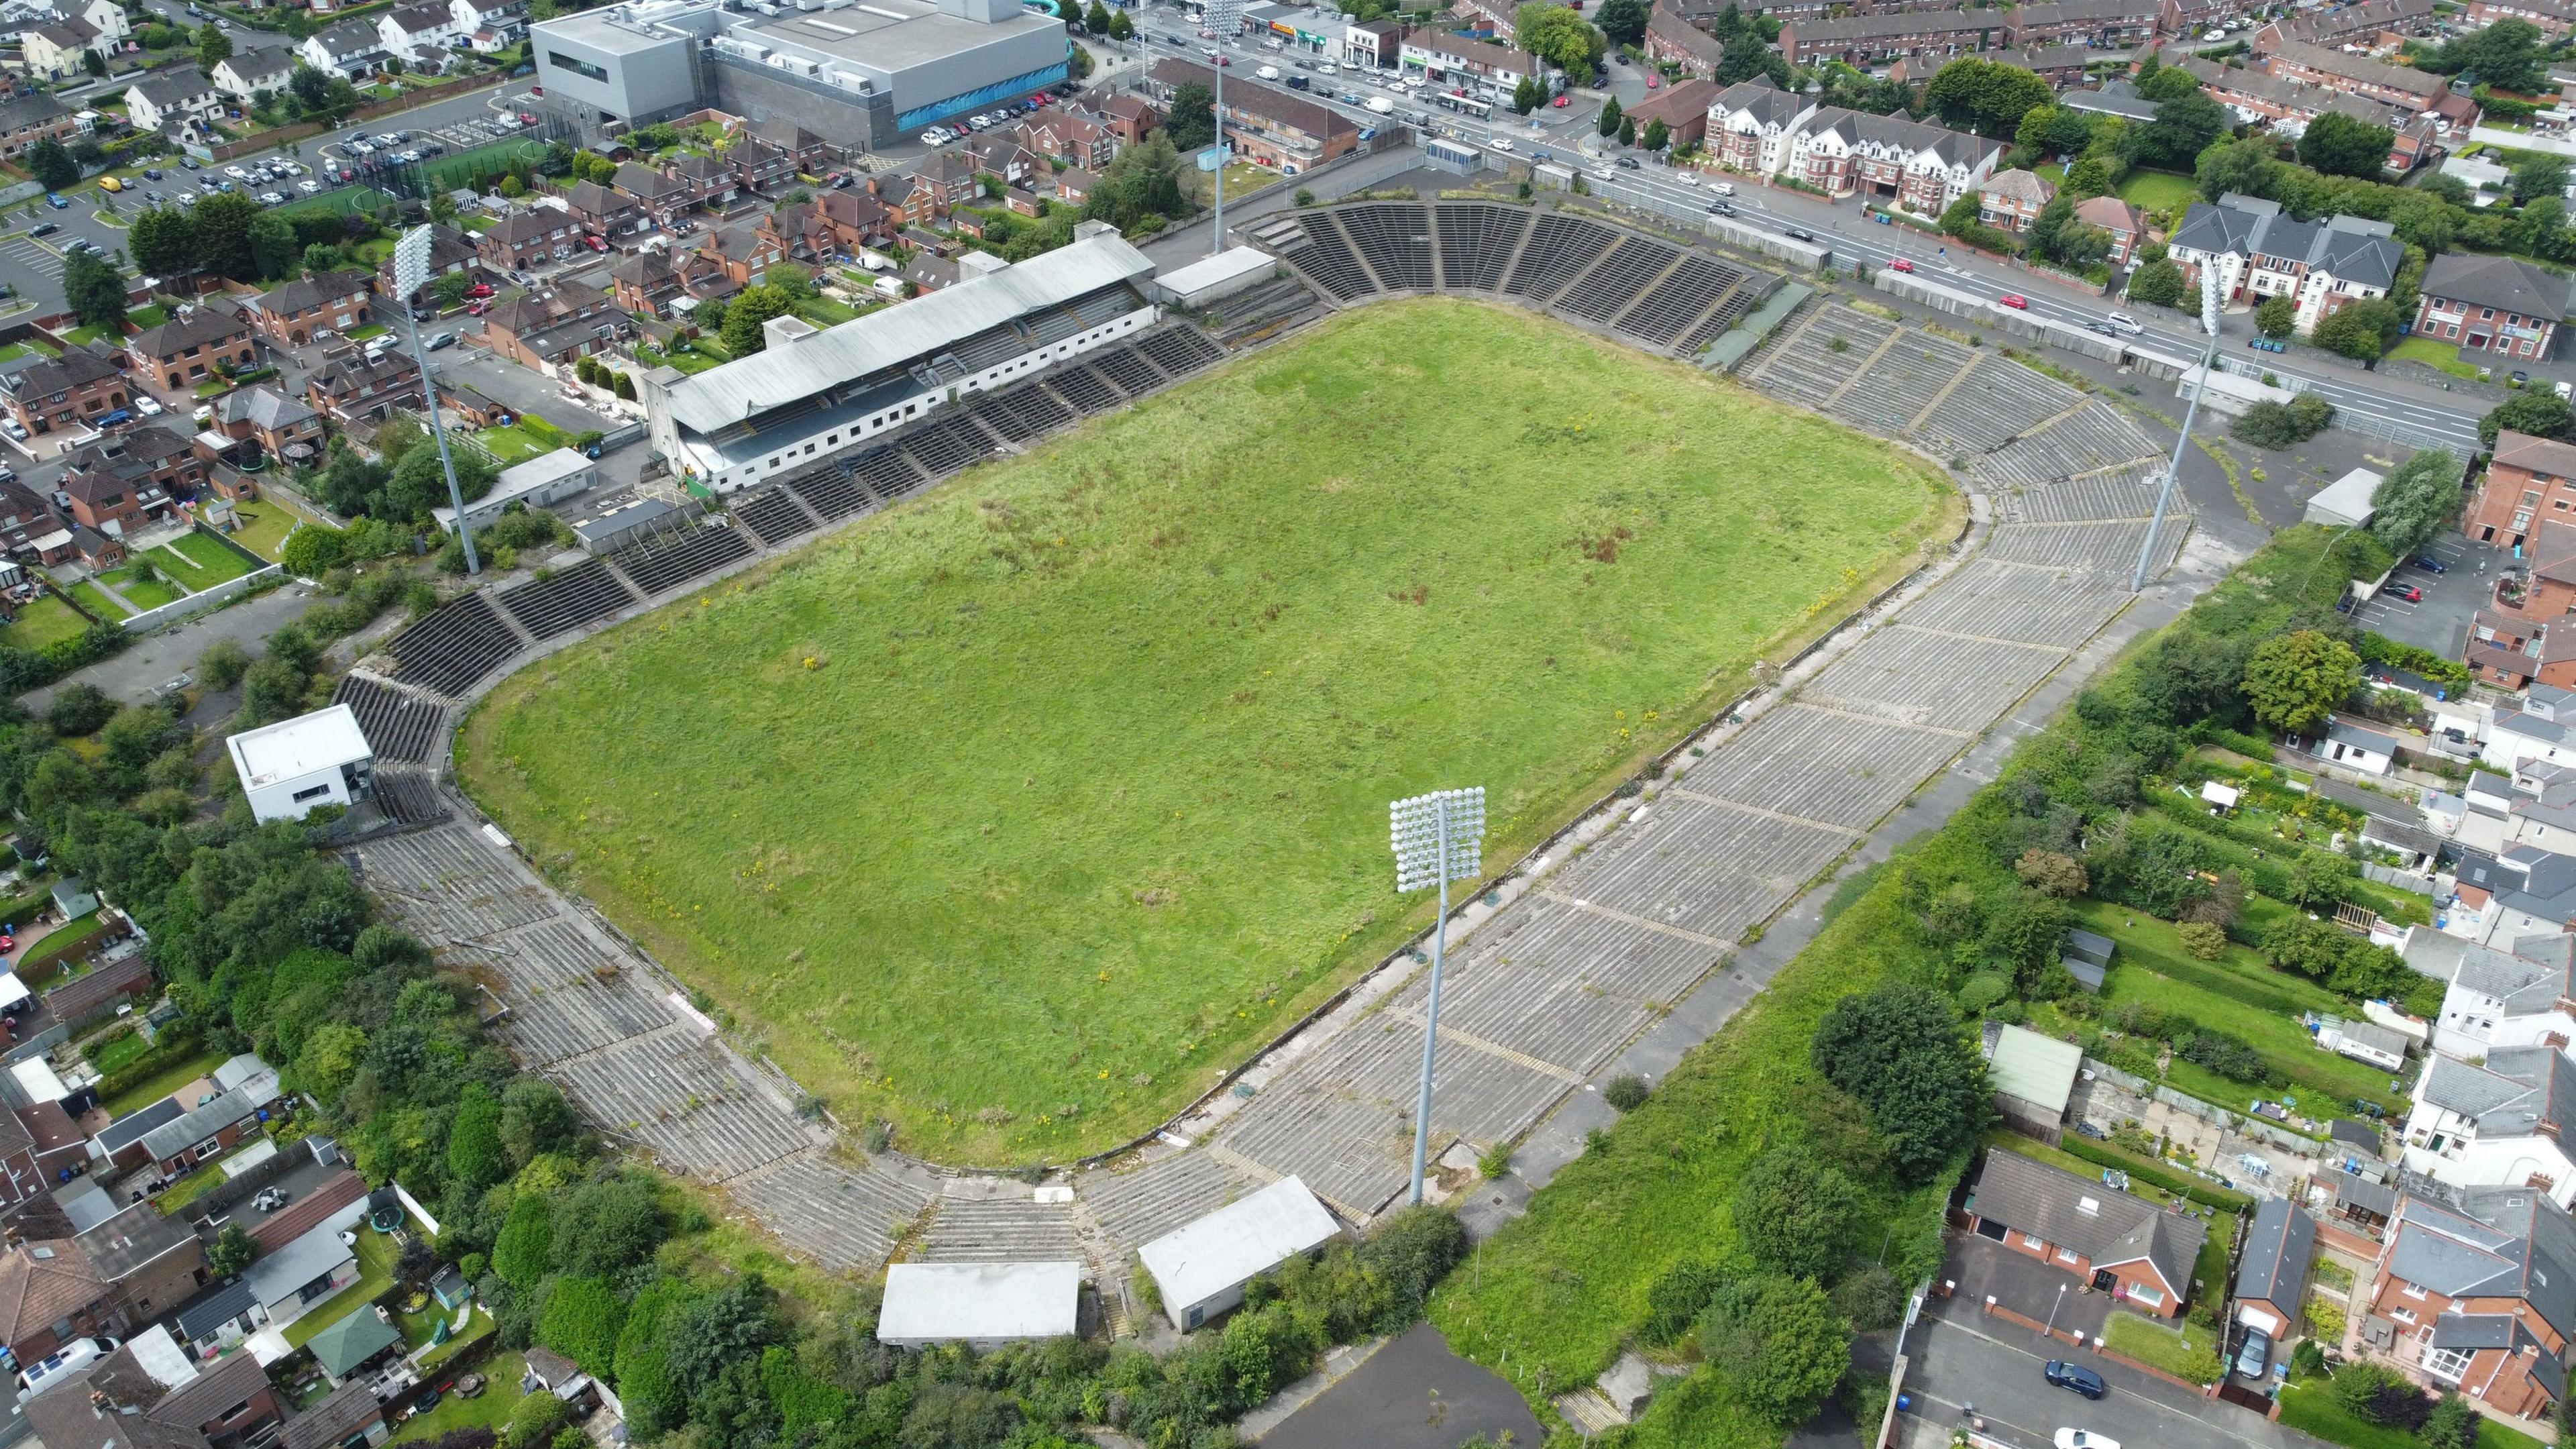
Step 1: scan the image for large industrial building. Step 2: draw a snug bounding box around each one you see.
[638,225,1157,494]
[531,0,1069,149]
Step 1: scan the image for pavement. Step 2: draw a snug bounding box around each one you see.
[1946,1234,2118,1344]
[1256,1324,1543,1449]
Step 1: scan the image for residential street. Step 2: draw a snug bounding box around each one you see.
[1898,1305,2312,1449]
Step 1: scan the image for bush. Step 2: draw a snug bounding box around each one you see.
[505,1392,574,1449]
[2176,922,2228,959]
[199,636,252,690]
[1603,1073,1651,1112]
[1642,1260,1726,1345]
[2331,1361,2430,1428]
[47,683,113,736]
[1829,1265,1907,1332]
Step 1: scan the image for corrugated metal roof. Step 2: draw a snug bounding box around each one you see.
[663,233,1154,435]
[1986,1024,2082,1118]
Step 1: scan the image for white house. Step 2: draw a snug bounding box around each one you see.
[376,0,464,54]
[20,19,102,81]
[876,1263,1080,1349]
[79,0,127,42]
[1136,1175,1342,1331]
[209,53,294,103]
[299,19,386,76]
[448,0,527,42]
[2320,1016,2410,1070]
[2402,1046,2576,1208]
[2168,193,2405,335]
[123,66,223,136]
[1709,76,1817,177]
[2412,928,2576,1059]
[2485,685,2576,773]
[2300,717,2400,776]
[225,704,374,824]
[2446,845,2576,947]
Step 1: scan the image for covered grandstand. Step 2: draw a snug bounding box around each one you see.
[639,224,1159,495]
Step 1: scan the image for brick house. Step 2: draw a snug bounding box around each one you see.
[1020,111,1117,170]
[2160,0,2265,40]
[125,307,256,392]
[2260,40,2452,111]
[2186,58,2446,171]
[965,133,1041,188]
[1710,75,1819,176]
[62,468,170,535]
[2413,252,2570,362]
[2074,195,2149,264]
[0,350,129,437]
[1964,1147,2207,1316]
[1146,57,1359,173]
[2002,0,2161,47]
[478,280,633,372]
[1979,166,2057,233]
[2251,0,2437,50]
[0,92,80,164]
[1098,95,1159,147]
[78,1201,205,1324]
[1645,0,1727,78]
[2233,1197,2320,1340]
[695,224,784,288]
[2471,431,2576,549]
[564,178,646,241]
[1623,77,1719,149]
[218,386,327,458]
[730,138,796,194]
[1783,108,2004,215]
[2468,0,2576,30]
[745,117,829,172]
[23,1337,284,1449]
[1055,167,1099,205]
[1778,11,2004,66]
[610,250,682,319]
[2363,1186,2575,1422]
[240,270,372,350]
[2168,194,2404,334]
[0,480,73,566]
[303,352,421,425]
[478,207,580,272]
[0,1238,118,1363]
[374,223,478,305]
[66,426,207,505]
[661,154,735,213]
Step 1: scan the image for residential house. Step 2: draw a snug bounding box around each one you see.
[1623,77,1719,149]
[2302,716,2401,776]
[1986,43,2098,89]
[21,20,102,82]
[2472,0,2576,30]
[729,138,795,194]
[1782,108,2004,215]
[694,224,784,288]
[239,1204,364,1332]
[125,66,222,138]
[284,1380,389,1449]
[2419,930,2576,1062]
[449,0,527,45]
[745,117,828,172]
[1055,168,1099,205]
[168,1277,264,1362]
[376,1,463,56]
[659,154,733,214]
[904,250,959,293]
[78,1201,205,1324]
[563,178,646,241]
[0,1238,118,1362]
[478,207,579,271]
[241,271,371,350]
[2364,1185,2574,1420]
[2508,523,2576,628]
[1397,32,1549,100]
[2470,607,2576,690]
[71,527,121,571]
[1098,94,1159,147]
[2074,195,2149,264]
[217,386,325,459]
[2187,57,2449,169]
[2160,0,2266,40]
[1964,1146,2208,1316]
[373,223,476,304]
[0,349,128,437]
[477,279,632,372]
[0,480,71,565]
[1709,75,1818,176]
[2406,1048,2576,1205]
[609,249,681,319]
[963,133,1040,187]
[2253,0,2438,50]
[302,351,420,425]
[70,427,206,508]
[209,52,292,104]
[1776,11,2006,66]
[78,0,126,42]
[2261,39,2455,111]
[1644,1,1726,79]
[2234,1198,2320,1340]
[125,308,256,392]
[2167,193,2405,333]
[61,467,166,535]
[297,19,386,76]
[2415,252,2569,362]
[1145,58,1359,173]
[23,1334,286,1449]
[0,92,80,162]
[2449,846,2576,947]
[1019,111,1116,170]
[2004,0,2161,47]
[1979,167,2057,233]
[2470,431,2576,547]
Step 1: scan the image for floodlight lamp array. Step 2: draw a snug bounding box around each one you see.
[1389,787,1485,893]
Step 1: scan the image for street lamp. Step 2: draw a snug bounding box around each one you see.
[1389,786,1485,1207]
[2044,1281,2068,1338]
[2132,260,2222,593]
[393,223,478,576]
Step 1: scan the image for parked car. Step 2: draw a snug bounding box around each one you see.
[143,168,161,180]
[2235,1328,2271,1380]
[427,330,458,350]
[2412,555,2450,574]
[2053,1434,2116,1449]
[2514,370,2532,386]
[2386,582,2424,602]
[468,282,494,298]
[1888,258,1915,272]
[223,164,248,178]
[28,223,55,238]
[2044,1361,2106,1400]
[178,157,199,170]
[42,194,66,209]
[2249,337,2287,353]
[260,191,284,205]
[1998,294,2029,309]
[299,180,321,193]
[135,396,162,416]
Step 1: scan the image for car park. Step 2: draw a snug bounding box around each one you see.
[2414,555,2450,573]
[2043,1362,2105,1400]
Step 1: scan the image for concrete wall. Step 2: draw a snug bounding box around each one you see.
[121,563,284,635]
[706,54,899,150]
[1705,212,1829,272]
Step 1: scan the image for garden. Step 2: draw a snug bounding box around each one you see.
[457,297,1960,1165]
[150,531,260,592]
[0,593,96,652]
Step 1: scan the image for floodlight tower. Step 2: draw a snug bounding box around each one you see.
[394,224,478,576]
[1203,0,1240,256]
[2132,261,2223,594]
[1389,786,1485,1207]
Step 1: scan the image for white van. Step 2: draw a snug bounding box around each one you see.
[19,1338,115,1403]
[2106,312,2143,335]
[1256,64,1281,80]
[1366,95,1394,114]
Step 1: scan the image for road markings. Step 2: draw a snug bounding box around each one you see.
[1920,1316,2276,1449]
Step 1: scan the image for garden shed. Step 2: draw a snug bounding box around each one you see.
[1982,1022,2084,1141]
[305,1305,401,1387]
[2059,927,2116,992]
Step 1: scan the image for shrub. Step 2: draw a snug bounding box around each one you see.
[1829,1265,1907,1332]
[1734,1148,1859,1279]
[2331,1361,2430,1428]
[504,1392,574,1449]
[199,636,252,690]
[2177,1028,2267,1083]
[2176,922,2228,960]
[1642,1260,1725,1345]
[1478,1141,1512,1179]
[1603,1074,1651,1112]
[2013,848,2087,898]
[1955,971,2012,1016]
[47,682,113,735]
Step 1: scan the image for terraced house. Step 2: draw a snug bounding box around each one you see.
[1145,57,1357,173]
[563,178,646,241]
[1777,10,2004,66]
[2253,0,2436,50]
[1709,75,1817,176]
[2365,1185,2575,1421]
[2259,40,2463,121]
[1782,107,2004,214]
[241,270,372,350]
[2167,193,2403,333]
[125,308,256,391]
[0,349,128,437]
[478,207,581,271]
[2186,57,2444,171]
[0,92,79,163]
[2002,0,2159,48]
[610,161,705,228]
[478,278,633,372]
[2404,1048,2576,1209]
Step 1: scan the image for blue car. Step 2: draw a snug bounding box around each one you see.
[42,194,68,209]
[95,409,131,429]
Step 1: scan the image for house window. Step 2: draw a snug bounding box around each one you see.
[291,783,333,802]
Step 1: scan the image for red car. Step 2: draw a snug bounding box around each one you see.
[2386,583,2424,602]
[468,300,490,316]
[582,235,607,252]
[521,113,539,125]
[1645,74,1659,88]
[1998,294,2029,309]
[468,282,494,299]
[1888,258,1915,272]
[1553,94,1568,106]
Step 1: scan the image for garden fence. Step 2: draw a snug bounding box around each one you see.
[117,562,282,634]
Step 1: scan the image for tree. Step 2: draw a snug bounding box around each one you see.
[551,1173,664,1279]
[1923,56,2051,140]
[1167,80,1216,150]
[2015,849,2088,898]
[2332,1362,2432,1430]
[1811,981,1987,1182]
[1511,74,1542,114]
[290,62,331,112]
[25,139,74,193]
[2128,257,2186,307]
[720,284,796,357]
[2140,91,2225,170]
[1513,3,1605,79]
[191,191,263,280]
[612,372,637,401]
[2240,630,2363,735]
[128,206,195,276]
[2254,294,2296,337]
[248,212,299,280]
[1595,0,1647,46]
[504,1393,574,1449]
[447,1082,506,1191]
[491,1191,553,1291]
[197,21,231,70]
[2423,1395,2481,1449]
[2312,297,2400,362]
[1697,1276,1854,1426]
[2483,389,2576,447]
[1642,117,1669,152]
[2445,17,2548,92]
[1108,8,1134,40]
[383,438,494,521]
[2196,136,2284,203]
[2372,448,2463,559]
[1618,114,1637,146]
[80,49,103,78]
[2138,64,2202,103]
[207,1223,259,1277]
[537,1275,625,1375]
[2294,110,2394,180]
[61,250,125,332]
[1733,1149,1858,1279]
[2514,153,2570,206]
[1598,94,1623,139]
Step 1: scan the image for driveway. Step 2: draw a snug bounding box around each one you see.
[2351,529,2504,656]
[1257,1324,1543,1449]
[433,349,621,439]
[1945,1232,2114,1344]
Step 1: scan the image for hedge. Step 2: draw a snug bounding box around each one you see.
[0,621,130,698]
[93,1031,203,1106]
[2055,1134,2256,1212]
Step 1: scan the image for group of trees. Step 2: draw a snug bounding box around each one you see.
[1069,0,1136,42]
[308,416,498,523]
[2231,391,2336,451]
[127,194,380,284]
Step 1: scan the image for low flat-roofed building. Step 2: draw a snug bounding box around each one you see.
[877,1261,1081,1348]
[225,705,375,825]
[433,448,598,535]
[1152,246,1274,308]
[640,227,1156,496]
[1136,1175,1341,1331]
[2306,466,2382,529]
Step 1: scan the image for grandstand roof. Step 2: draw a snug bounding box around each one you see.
[659,232,1153,436]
